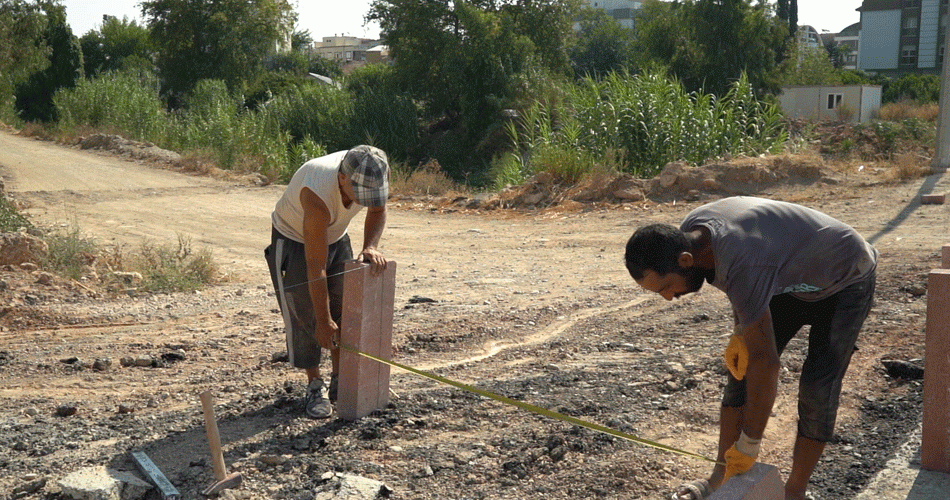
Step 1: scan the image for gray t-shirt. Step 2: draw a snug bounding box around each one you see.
[680,196,878,327]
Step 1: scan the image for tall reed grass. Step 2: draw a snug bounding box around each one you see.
[498,71,788,185]
[54,70,165,141]
[52,68,788,192]
[54,72,337,181]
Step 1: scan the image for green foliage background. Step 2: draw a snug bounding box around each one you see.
[0,0,942,190]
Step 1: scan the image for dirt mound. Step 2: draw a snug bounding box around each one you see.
[80,134,182,164]
[460,154,836,211]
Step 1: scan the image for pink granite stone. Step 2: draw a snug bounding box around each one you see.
[921,193,947,205]
[338,261,396,421]
[922,269,950,473]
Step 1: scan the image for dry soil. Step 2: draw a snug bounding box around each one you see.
[0,129,948,500]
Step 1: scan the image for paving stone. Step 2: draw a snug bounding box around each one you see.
[338,261,396,421]
[707,463,783,500]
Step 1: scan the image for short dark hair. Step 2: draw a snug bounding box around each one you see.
[624,223,689,280]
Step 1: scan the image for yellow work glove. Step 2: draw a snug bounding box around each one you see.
[724,334,748,380]
[723,431,760,482]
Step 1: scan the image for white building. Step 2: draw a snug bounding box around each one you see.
[583,0,644,29]
[779,85,882,123]
[312,36,380,63]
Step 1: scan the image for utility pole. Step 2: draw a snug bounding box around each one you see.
[936,28,950,170]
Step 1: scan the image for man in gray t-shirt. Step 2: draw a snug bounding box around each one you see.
[624,197,877,500]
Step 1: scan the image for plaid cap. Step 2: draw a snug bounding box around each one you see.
[340,145,389,207]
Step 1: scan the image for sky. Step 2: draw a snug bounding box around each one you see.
[60,0,863,41]
[60,0,383,39]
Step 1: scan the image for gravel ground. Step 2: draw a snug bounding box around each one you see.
[0,128,947,499]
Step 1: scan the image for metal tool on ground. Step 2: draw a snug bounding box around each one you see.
[199,391,243,496]
[130,450,181,500]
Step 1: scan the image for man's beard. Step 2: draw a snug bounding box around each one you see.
[678,266,712,296]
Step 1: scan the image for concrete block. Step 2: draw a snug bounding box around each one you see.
[942,244,950,269]
[707,463,784,500]
[338,261,396,421]
[58,466,153,500]
[922,269,950,473]
[921,193,946,205]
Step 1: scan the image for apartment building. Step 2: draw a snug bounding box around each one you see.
[835,22,861,70]
[799,25,823,50]
[312,35,381,64]
[583,0,644,29]
[858,0,949,76]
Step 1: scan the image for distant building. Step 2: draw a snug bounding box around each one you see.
[578,0,644,29]
[799,25,822,50]
[312,36,381,64]
[835,22,861,70]
[779,84,882,123]
[365,45,391,65]
[857,0,949,77]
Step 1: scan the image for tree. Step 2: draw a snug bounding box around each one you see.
[569,7,635,78]
[291,28,312,51]
[778,40,841,86]
[634,0,786,96]
[499,0,580,76]
[80,16,152,77]
[0,0,50,108]
[776,0,797,41]
[368,0,580,177]
[823,40,852,70]
[141,0,295,102]
[14,0,83,122]
[883,74,940,103]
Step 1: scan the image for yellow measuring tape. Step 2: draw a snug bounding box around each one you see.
[336,342,721,464]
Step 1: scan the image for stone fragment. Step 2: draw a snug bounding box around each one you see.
[0,232,47,266]
[313,474,391,500]
[707,463,783,500]
[58,466,153,500]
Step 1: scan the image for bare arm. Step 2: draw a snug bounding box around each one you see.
[738,309,781,440]
[300,187,336,349]
[359,205,387,275]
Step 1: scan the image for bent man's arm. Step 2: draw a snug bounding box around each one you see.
[300,187,336,349]
[723,310,780,481]
[359,205,387,275]
[740,309,781,440]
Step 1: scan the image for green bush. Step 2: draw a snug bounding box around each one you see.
[54,70,165,140]
[167,79,246,169]
[260,83,352,152]
[136,235,217,293]
[244,71,305,110]
[883,74,940,104]
[43,227,97,280]
[0,197,32,233]
[42,226,219,292]
[348,88,419,160]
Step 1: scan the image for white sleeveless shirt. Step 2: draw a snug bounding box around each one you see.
[271,150,363,244]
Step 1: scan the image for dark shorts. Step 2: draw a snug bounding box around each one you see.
[265,227,353,369]
[722,270,876,442]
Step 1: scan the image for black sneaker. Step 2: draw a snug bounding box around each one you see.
[305,379,332,419]
[328,373,339,402]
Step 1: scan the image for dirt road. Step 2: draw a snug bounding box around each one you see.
[1,129,949,499]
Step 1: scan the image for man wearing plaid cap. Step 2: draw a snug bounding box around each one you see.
[266,145,390,419]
